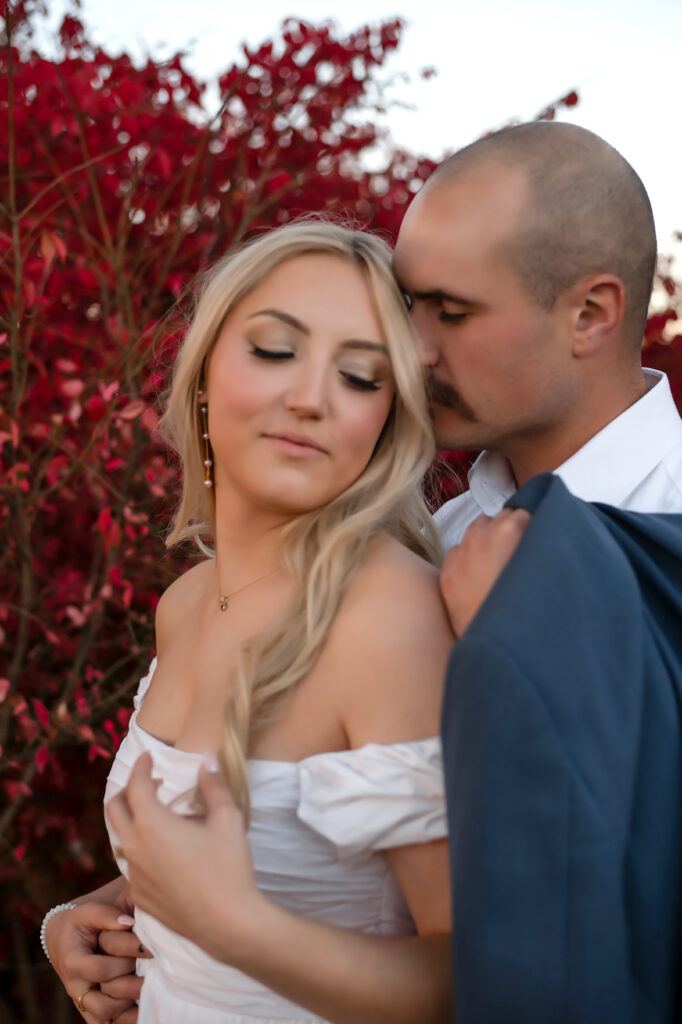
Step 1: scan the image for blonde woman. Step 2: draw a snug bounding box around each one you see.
[45,221,455,1023]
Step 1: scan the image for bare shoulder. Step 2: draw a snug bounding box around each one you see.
[154,557,214,656]
[339,534,450,637]
[325,536,455,747]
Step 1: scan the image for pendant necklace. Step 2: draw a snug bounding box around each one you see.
[217,569,278,611]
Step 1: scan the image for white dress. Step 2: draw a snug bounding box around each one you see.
[104,659,448,1023]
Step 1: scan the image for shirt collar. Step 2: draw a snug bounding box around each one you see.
[467,369,682,513]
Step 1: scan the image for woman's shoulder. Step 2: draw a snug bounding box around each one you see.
[325,536,455,747]
[154,558,214,652]
[342,534,445,624]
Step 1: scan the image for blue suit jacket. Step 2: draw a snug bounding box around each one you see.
[442,473,682,1023]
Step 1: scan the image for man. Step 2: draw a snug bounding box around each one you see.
[393,120,682,1022]
[393,121,682,536]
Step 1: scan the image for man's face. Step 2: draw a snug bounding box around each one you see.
[393,164,578,459]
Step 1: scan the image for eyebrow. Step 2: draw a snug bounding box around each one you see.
[340,340,389,355]
[248,308,309,333]
[411,288,476,306]
[247,309,389,355]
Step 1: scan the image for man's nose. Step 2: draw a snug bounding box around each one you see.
[410,307,439,368]
[284,364,329,418]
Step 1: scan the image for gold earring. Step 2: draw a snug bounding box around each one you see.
[198,385,213,489]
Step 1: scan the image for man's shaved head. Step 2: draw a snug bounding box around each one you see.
[427,122,657,342]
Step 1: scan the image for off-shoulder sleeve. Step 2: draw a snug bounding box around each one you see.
[132,656,158,711]
[296,738,447,860]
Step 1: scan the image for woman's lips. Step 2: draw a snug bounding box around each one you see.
[264,433,328,458]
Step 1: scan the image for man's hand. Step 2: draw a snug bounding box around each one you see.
[440,508,531,638]
[45,900,148,1022]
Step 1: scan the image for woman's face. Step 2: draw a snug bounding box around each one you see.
[205,253,396,519]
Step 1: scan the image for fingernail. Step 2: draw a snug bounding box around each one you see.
[117,914,135,926]
[201,751,220,772]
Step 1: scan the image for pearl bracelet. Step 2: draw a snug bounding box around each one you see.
[40,902,78,964]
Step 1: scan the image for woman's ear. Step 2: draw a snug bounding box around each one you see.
[570,274,626,357]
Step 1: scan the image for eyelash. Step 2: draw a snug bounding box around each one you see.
[438,312,467,324]
[249,343,292,360]
[342,373,381,392]
[249,344,380,392]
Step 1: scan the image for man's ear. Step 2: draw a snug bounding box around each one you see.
[569,274,626,357]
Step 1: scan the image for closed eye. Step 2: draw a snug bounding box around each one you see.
[438,311,468,324]
[342,372,381,392]
[249,343,294,360]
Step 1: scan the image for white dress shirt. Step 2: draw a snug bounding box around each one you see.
[434,369,682,549]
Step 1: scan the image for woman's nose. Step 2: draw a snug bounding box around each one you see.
[284,365,329,418]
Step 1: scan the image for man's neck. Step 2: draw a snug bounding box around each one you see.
[506,372,649,487]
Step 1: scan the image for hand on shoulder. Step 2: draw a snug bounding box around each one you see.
[440,508,531,638]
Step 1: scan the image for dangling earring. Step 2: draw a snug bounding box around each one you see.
[198,383,213,489]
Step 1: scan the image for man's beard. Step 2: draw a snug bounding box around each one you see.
[426,373,478,423]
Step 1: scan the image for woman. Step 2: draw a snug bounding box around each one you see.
[44,221,455,1023]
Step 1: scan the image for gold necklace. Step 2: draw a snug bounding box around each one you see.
[217,569,277,611]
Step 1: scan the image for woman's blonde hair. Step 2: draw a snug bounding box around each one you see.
[160,219,441,821]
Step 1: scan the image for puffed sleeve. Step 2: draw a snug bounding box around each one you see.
[296,738,447,860]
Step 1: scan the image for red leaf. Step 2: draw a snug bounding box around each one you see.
[98,506,112,534]
[35,746,49,773]
[5,781,32,801]
[12,697,28,716]
[53,233,68,261]
[98,507,122,553]
[23,279,37,305]
[645,310,678,342]
[100,381,120,402]
[118,399,147,421]
[141,405,159,432]
[65,604,87,627]
[32,699,50,730]
[0,679,9,704]
[157,148,173,181]
[40,232,55,267]
[61,378,85,398]
[88,743,112,762]
[86,395,107,422]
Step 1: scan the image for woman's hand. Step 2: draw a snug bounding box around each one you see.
[440,508,531,638]
[45,900,145,1022]
[105,751,266,964]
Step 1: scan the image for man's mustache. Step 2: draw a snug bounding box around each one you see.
[426,374,461,409]
[425,373,478,423]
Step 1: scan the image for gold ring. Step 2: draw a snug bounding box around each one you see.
[77,985,92,1013]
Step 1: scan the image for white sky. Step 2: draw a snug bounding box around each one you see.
[37,0,682,258]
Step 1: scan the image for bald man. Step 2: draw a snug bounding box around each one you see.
[394,123,682,1022]
[394,122,682,532]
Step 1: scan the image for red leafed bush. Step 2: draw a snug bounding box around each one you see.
[1,2,681,1019]
[0,8,441,1018]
